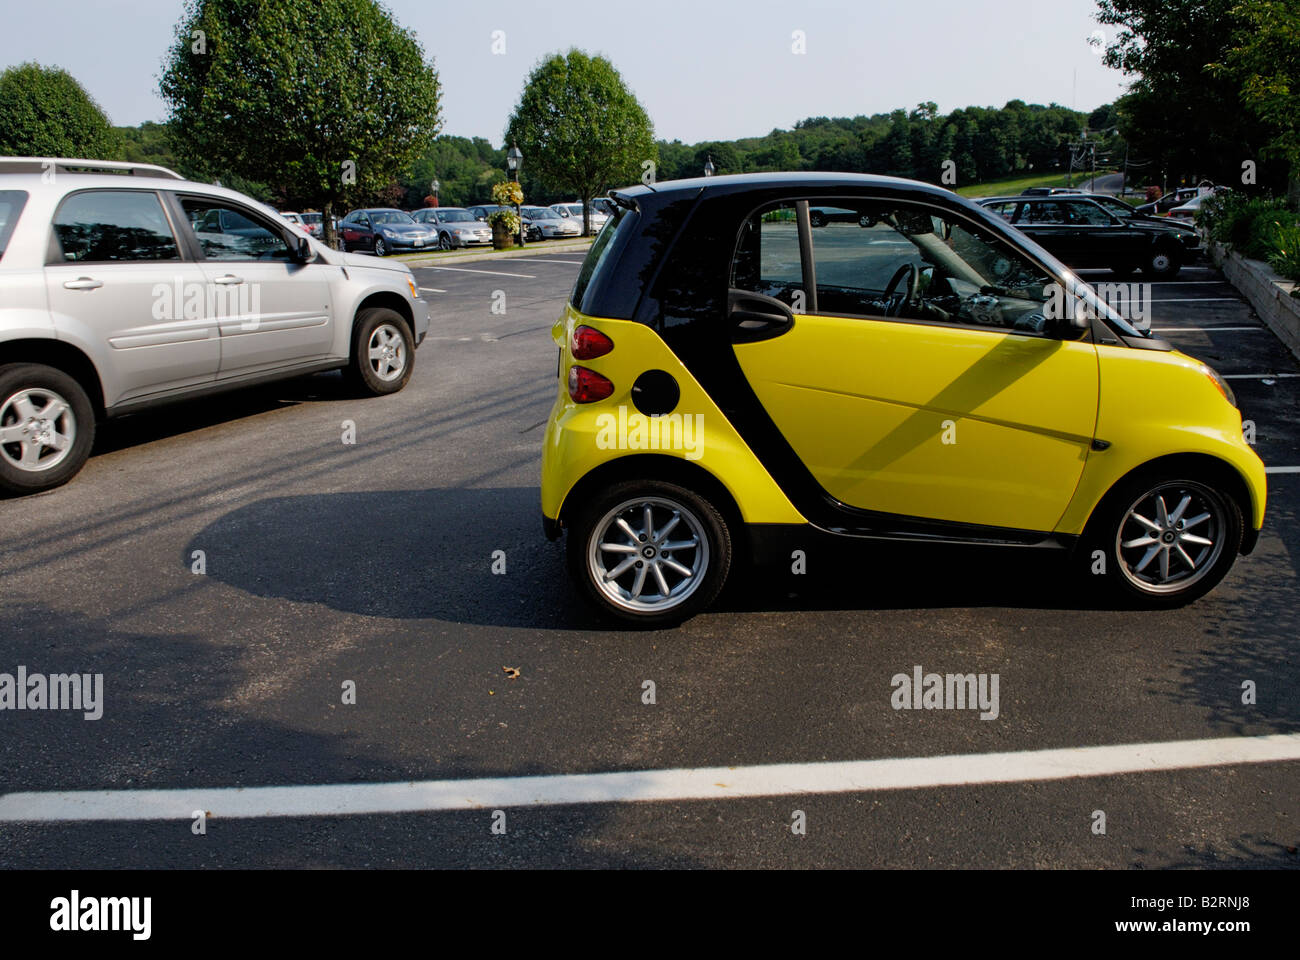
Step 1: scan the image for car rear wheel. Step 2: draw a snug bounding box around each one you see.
[374,237,388,257]
[345,308,414,396]
[1144,245,1181,279]
[809,211,826,227]
[567,480,732,626]
[1084,469,1242,607]
[0,363,95,495]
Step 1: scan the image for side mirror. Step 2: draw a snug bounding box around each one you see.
[291,235,313,263]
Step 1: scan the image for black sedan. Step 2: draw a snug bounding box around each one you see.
[976,195,1200,279]
[338,208,436,256]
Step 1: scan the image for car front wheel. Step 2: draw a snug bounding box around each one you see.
[346,308,414,396]
[567,480,732,626]
[1144,245,1181,279]
[374,237,388,257]
[0,363,95,495]
[1085,470,1242,606]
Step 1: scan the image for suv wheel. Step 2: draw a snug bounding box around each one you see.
[567,480,732,626]
[1144,245,1181,279]
[1084,469,1242,607]
[346,308,414,396]
[0,363,95,495]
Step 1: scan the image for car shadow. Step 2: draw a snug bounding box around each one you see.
[187,485,1166,630]
[91,371,356,457]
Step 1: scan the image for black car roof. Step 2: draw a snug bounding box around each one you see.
[613,171,961,205]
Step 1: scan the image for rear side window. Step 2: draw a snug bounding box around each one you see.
[570,206,634,313]
[0,190,28,261]
[732,203,803,305]
[51,190,180,262]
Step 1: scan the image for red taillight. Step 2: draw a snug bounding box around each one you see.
[568,365,614,403]
[571,324,614,360]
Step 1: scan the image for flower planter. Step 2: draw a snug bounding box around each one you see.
[491,223,513,250]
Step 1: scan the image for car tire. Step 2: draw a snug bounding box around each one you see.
[1082,466,1243,608]
[566,479,732,626]
[1143,244,1181,279]
[0,363,96,496]
[345,308,415,396]
[438,232,453,251]
[374,237,388,257]
[809,211,826,227]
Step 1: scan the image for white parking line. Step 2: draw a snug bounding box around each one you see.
[418,265,536,279]
[1150,281,1233,285]
[418,287,446,294]
[1265,466,1300,474]
[1,733,1297,822]
[497,258,583,266]
[1151,326,1262,333]
[1222,373,1300,379]
[1148,298,1241,303]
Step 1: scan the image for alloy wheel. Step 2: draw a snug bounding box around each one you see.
[367,323,407,382]
[1115,481,1225,594]
[0,387,77,473]
[587,497,710,614]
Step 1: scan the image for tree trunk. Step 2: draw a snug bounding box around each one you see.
[1289,168,1300,215]
[582,193,592,237]
[322,199,338,250]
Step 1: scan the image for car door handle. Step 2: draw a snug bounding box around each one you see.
[62,277,102,290]
[213,274,245,285]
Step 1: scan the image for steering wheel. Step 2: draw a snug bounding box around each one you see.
[881,262,918,317]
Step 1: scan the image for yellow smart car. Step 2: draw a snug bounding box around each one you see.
[542,173,1266,624]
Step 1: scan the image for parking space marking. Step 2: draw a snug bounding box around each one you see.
[1223,372,1300,377]
[2,733,1297,823]
[1151,326,1263,332]
[1265,466,1300,474]
[497,258,583,266]
[417,266,536,279]
[418,287,446,294]
[1148,299,1244,304]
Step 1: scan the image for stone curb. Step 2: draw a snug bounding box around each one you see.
[1209,241,1300,362]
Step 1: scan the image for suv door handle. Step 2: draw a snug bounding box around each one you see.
[213,274,245,285]
[62,277,102,290]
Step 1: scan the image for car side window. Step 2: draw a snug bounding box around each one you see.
[731,203,805,307]
[179,198,291,261]
[1066,201,1118,226]
[51,190,180,263]
[1023,201,1067,224]
[766,198,1061,335]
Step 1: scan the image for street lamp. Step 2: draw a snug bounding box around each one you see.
[506,145,524,245]
[703,154,715,177]
[430,179,440,207]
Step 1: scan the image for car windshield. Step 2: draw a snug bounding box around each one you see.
[0,190,28,260]
[440,210,474,222]
[522,207,555,218]
[301,213,321,224]
[370,210,414,225]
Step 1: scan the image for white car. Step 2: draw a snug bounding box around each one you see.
[549,202,609,233]
[521,206,581,238]
[0,157,430,494]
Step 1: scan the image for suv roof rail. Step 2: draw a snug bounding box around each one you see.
[0,157,186,180]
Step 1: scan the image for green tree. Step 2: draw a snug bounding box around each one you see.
[0,63,120,159]
[505,50,655,235]
[1213,0,1300,208]
[160,0,441,246]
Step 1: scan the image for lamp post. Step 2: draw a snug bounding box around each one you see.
[506,144,523,245]
[430,179,440,207]
[703,154,716,177]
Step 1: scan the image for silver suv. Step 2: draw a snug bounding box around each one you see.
[0,158,430,495]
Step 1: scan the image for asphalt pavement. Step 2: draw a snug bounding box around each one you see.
[0,250,1296,868]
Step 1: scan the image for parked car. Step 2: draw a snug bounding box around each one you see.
[0,157,429,494]
[976,194,1200,278]
[1167,193,1212,222]
[411,207,493,248]
[521,205,581,239]
[1021,187,1083,196]
[542,172,1264,623]
[1135,188,1200,216]
[808,205,861,227]
[550,203,609,233]
[338,208,436,256]
[298,211,324,237]
[279,211,305,228]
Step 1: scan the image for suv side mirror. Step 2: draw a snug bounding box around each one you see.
[291,235,313,263]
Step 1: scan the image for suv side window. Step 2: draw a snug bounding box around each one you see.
[179,197,291,261]
[51,190,180,263]
[731,203,804,306]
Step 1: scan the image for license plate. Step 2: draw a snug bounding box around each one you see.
[413,239,423,247]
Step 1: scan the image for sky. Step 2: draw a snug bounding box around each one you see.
[0,0,1130,144]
